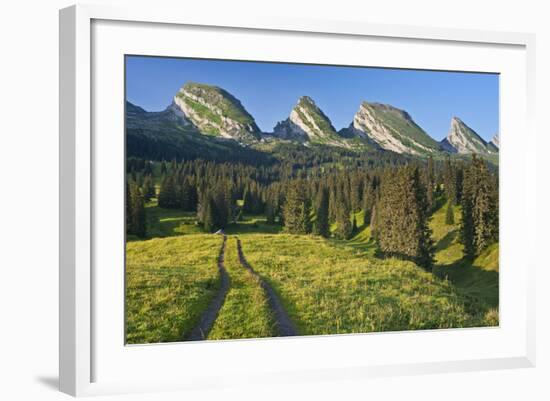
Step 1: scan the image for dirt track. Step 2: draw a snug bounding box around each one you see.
[236,238,297,337]
[185,235,230,341]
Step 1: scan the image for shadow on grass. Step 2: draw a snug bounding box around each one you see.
[433,257,499,315]
[435,229,458,252]
[224,216,283,235]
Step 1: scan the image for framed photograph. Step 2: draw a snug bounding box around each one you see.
[59,4,536,397]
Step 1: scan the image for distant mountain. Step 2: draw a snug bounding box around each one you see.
[172,82,262,144]
[489,134,499,151]
[271,96,350,147]
[439,117,497,155]
[346,102,441,156]
[125,100,272,164]
[126,81,497,163]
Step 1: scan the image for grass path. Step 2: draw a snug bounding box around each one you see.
[208,237,277,340]
[236,238,297,337]
[185,236,231,341]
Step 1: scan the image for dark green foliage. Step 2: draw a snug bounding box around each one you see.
[460,155,499,258]
[313,187,330,238]
[142,175,156,201]
[335,193,353,240]
[445,202,455,225]
[158,175,178,208]
[370,203,378,239]
[376,166,434,269]
[425,156,435,211]
[127,181,146,237]
[283,181,312,234]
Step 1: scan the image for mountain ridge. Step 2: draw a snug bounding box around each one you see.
[126,81,497,160]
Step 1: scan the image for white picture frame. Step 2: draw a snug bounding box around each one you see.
[59,4,536,397]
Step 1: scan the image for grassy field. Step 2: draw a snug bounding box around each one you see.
[125,234,223,344]
[208,237,276,340]
[239,233,493,336]
[126,197,499,343]
[430,200,499,323]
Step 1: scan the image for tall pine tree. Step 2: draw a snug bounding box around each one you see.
[313,187,330,238]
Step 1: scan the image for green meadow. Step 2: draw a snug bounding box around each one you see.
[125,198,498,343]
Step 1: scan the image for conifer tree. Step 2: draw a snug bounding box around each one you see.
[158,175,178,208]
[142,175,155,202]
[335,193,352,240]
[370,203,378,240]
[460,155,498,257]
[376,166,434,269]
[128,182,146,238]
[445,201,455,225]
[202,195,217,233]
[283,180,312,234]
[313,187,330,238]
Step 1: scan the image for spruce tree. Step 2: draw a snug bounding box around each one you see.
[128,182,146,238]
[202,195,217,233]
[370,203,378,240]
[445,201,455,225]
[376,166,434,269]
[313,187,330,238]
[158,175,178,208]
[460,155,498,257]
[283,180,312,234]
[335,193,352,240]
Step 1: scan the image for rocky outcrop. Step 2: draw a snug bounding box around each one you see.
[349,102,440,156]
[273,96,345,146]
[439,117,497,155]
[173,82,261,143]
[490,134,499,149]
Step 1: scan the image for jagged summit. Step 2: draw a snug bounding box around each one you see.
[126,83,497,161]
[439,117,497,155]
[172,82,262,143]
[272,96,344,146]
[348,101,440,156]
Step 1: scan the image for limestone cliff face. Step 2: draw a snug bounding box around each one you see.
[173,82,261,143]
[439,117,497,155]
[273,96,345,146]
[350,102,440,156]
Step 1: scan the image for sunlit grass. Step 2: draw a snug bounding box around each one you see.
[240,233,484,335]
[208,237,276,340]
[125,234,222,344]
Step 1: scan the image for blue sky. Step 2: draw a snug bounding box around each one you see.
[126,56,499,141]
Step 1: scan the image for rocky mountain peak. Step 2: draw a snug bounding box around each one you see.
[172,82,261,143]
[350,101,440,156]
[272,96,344,146]
[440,117,495,154]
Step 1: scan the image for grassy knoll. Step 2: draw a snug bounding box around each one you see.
[208,237,276,340]
[239,233,489,336]
[125,234,222,344]
[430,200,499,324]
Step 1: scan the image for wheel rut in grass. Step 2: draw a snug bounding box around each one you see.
[185,235,230,341]
[236,238,297,337]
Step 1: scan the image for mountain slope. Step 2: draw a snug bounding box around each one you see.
[125,101,272,164]
[173,82,262,143]
[349,102,441,156]
[272,96,345,146]
[439,117,497,155]
[487,134,499,152]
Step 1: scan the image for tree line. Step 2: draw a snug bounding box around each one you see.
[126,155,498,269]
